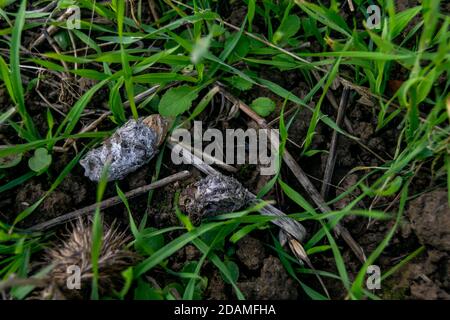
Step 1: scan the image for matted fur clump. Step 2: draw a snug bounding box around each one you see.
[43,219,135,299]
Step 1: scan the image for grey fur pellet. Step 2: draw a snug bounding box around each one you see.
[180,173,307,242]
[80,118,159,181]
[180,174,250,218]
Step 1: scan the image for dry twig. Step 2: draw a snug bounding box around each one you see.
[29,7,79,49]
[321,87,350,199]
[27,171,191,232]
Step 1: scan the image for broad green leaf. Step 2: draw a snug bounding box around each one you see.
[53,31,70,51]
[224,75,253,91]
[158,85,199,117]
[273,15,301,44]
[136,228,165,256]
[250,97,276,117]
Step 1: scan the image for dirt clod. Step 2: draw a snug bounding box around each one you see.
[384,249,450,300]
[236,236,266,271]
[353,122,374,141]
[238,256,298,299]
[205,270,227,300]
[408,190,450,251]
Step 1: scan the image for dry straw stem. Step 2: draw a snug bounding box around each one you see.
[219,87,366,263]
[310,72,387,163]
[27,170,191,232]
[321,87,350,199]
[169,137,238,173]
[311,70,354,133]
[288,236,330,298]
[147,0,160,24]
[347,0,355,12]
[29,6,79,49]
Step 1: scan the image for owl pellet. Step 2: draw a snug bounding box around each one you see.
[179,174,250,220]
[80,115,168,181]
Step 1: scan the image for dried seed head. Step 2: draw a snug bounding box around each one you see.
[80,115,168,181]
[179,174,250,222]
[44,219,135,299]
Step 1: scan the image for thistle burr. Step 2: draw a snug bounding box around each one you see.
[43,219,135,299]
